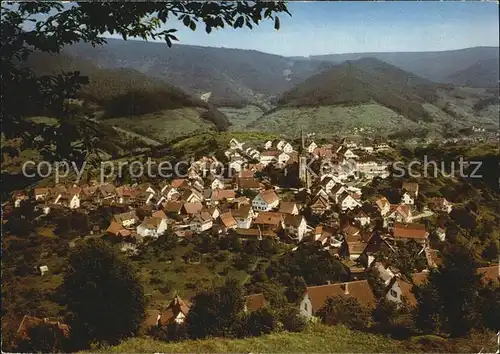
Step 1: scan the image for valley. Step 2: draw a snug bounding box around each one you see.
[57,40,499,142]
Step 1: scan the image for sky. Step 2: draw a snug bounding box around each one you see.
[105,1,500,57]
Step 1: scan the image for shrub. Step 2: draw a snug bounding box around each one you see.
[318,295,372,330]
[277,306,307,333]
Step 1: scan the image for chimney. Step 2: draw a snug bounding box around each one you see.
[326,280,331,285]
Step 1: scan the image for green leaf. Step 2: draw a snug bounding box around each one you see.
[189,21,196,31]
[274,16,280,30]
[183,15,190,27]
[205,25,212,34]
[165,36,172,47]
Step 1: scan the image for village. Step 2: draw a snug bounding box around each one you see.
[6,134,498,334]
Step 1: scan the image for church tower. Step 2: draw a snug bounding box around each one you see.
[298,129,311,189]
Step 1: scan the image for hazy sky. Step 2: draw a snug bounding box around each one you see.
[106,1,499,57]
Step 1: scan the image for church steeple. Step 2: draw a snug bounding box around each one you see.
[298,128,310,190]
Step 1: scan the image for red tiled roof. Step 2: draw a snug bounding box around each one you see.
[211,189,236,201]
[16,315,70,340]
[182,202,203,215]
[306,280,376,313]
[393,223,428,240]
[258,189,279,204]
[219,212,237,228]
[237,177,262,189]
[279,201,298,214]
[478,265,500,283]
[254,211,283,226]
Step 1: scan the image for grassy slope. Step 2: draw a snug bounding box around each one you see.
[247,103,422,138]
[87,323,499,353]
[89,324,405,353]
[219,105,266,131]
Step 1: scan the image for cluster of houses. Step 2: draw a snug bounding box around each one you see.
[15,262,499,339]
[10,134,484,339]
[8,137,457,258]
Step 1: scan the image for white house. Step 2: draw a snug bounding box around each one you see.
[307,141,318,154]
[401,192,415,205]
[39,265,49,276]
[338,192,361,211]
[402,182,419,198]
[229,138,244,150]
[277,152,290,165]
[353,210,371,226]
[231,205,255,229]
[375,143,390,152]
[34,188,50,201]
[299,281,376,320]
[330,184,347,203]
[252,189,280,212]
[160,186,179,201]
[320,177,337,194]
[259,150,280,166]
[284,215,307,242]
[337,147,358,160]
[375,197,391,216]
[435,227,446,241]
[190,212,213,233]
[277,140,294,153]
[137,216,168,238]
[59,192,80,209]
[229,158,245,173]
[429,198,453,214]
[113,211,139,228]
[264,140,273,150]
[385,205,412,228]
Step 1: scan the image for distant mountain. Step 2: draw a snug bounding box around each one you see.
[23,51,231,135]
[278,57,440,122]
[311,47,499,88]
[446,58,500,88]
[64,39,334,107]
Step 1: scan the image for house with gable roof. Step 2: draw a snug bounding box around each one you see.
[252,189,280,212]
[375,197,391,216]
[231,205,255,229]
[299,280,376,321]
[338,191,361,211]
[137,216,168,238]
[279,201,299,215]
[159,295,191,326]
[392,222,429,245]
[284,214,308,242]
[385,204,412,228]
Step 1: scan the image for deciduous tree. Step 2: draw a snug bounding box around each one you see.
[60,239,146,347]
